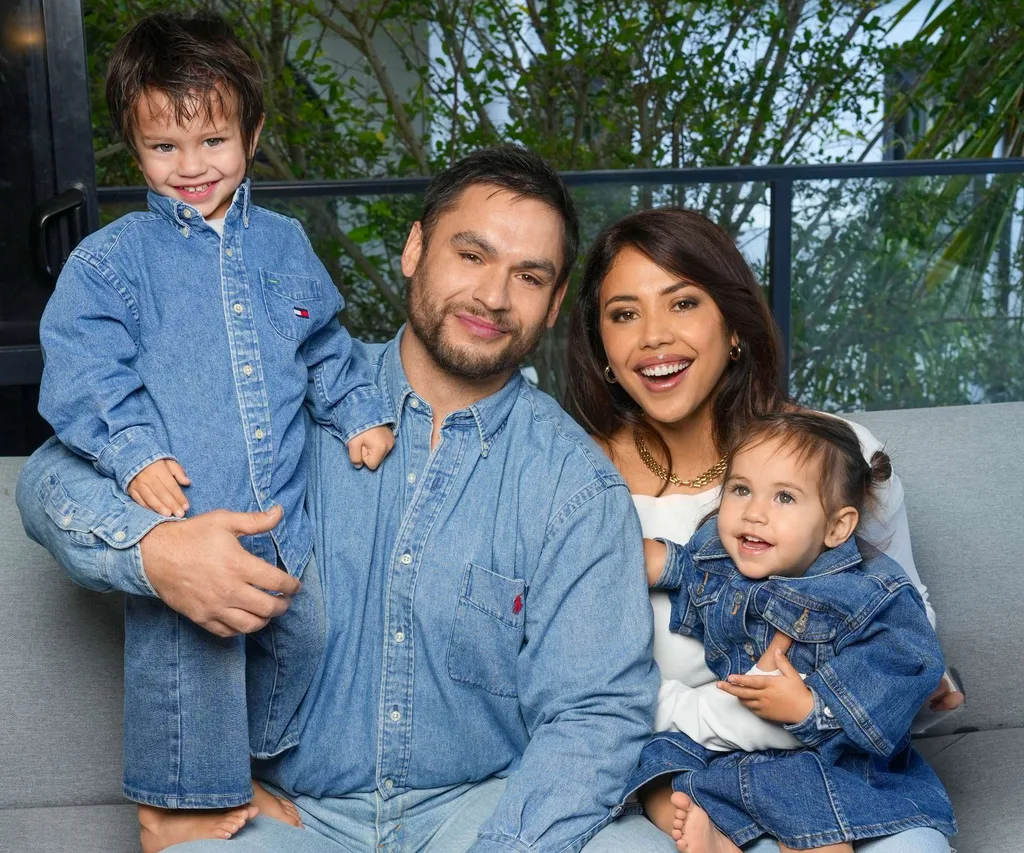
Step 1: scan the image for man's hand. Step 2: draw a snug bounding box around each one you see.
[717,647,814,724]
[128,459,191,517]
[347,424,395,470]
[140,505,299,637]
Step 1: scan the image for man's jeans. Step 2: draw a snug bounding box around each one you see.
[165,778,950,853]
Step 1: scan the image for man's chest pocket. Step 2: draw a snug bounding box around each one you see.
[260,269,322,342]
[447,563,525,698]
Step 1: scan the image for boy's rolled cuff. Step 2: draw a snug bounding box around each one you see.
[96,426,175,492]
[327,386,396,444]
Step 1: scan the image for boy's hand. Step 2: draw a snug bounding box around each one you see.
[128,459,191,517]
[717,647,814,724]
[347,424,395,470]
[644,538,667,586]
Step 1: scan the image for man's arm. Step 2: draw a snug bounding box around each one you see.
[469,481,659,853]
[17,438,298,637]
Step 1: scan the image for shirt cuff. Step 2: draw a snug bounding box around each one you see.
[328,386,395,444]
[92,501,182,598]
[97,426,175,492]
[654,538,686,589]
[783,687,842,746]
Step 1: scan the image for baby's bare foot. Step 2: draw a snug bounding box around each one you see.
[138,803,257,853]
[252,780,303,828]
[669,791,740,853]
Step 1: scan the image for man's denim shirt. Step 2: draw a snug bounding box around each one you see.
[656,520,944,761]
[18,331,659,853]
[36,180,389,574]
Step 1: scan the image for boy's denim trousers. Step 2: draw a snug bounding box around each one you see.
[624,732,956,850]
[122,558,324,808]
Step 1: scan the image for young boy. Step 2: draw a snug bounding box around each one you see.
[37,12,393,851]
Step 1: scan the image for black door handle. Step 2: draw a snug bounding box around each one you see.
[31,184,88,282]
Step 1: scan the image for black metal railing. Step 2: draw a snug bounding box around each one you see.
[5,156,1024,390]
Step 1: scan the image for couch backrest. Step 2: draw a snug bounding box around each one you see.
[846,401,1024,737]
[0,456,126,811]
[0,401,1021,809]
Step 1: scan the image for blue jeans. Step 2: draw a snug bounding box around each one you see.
[123,558,324,808]
[164,778,949,853]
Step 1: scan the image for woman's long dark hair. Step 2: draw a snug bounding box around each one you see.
[564,208,786,489]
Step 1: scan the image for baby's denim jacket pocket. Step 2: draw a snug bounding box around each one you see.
[260,269,322,342]
[447,563,525,698]
[762,593,838,644]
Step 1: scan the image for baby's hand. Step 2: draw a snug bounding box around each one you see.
[643,538,668,586]
[717,647,813,725]
[348,424,395,470]
[127,459,191,517]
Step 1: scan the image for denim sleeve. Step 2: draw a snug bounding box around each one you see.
[38,251,175,492]
[653,538,703,639]
[784,586,945,758]
[16,437,169,598]
[299,244,393,443]
[469,482,659,853]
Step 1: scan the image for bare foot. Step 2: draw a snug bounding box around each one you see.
[251,780,303,827]
[138,803,258,853]
[670,791,740,853]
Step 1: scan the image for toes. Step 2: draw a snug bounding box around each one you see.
[670,790,693,810]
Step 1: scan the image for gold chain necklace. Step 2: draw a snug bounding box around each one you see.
[633,428,727,489]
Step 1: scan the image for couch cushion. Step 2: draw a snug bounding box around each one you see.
[0,456,126,810]
[847,402,1024,737]
[0,804,139,853]
[916,727,1024,852]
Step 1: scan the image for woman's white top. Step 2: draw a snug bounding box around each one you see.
[635,419,934,752]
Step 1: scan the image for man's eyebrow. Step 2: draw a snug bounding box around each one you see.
[450,231,498,256]
[513,257,557,280]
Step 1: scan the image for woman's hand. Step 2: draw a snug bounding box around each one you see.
[717,648,813,724]
[644,538,667,586]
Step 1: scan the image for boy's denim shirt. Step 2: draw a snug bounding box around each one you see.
[656,519,945,762]
[37,180,390,575]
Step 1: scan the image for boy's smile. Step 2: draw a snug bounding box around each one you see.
[134,87,261,222]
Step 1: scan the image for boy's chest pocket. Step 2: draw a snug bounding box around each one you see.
[260,270,322,342]
[447,563,525,698]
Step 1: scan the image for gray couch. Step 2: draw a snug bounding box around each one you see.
[1,401,1021,852]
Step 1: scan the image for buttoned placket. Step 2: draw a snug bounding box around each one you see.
[216,209,277,565]
[375,396,470,798]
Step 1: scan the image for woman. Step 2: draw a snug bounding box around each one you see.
[565,208,962,853]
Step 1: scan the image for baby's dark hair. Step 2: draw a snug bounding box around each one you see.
[725,410,892,518]
[106,11,264,163]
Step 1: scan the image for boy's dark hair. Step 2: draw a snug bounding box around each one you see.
[725,410,892,518]
[106,12,264,163]
[420,145,579,287]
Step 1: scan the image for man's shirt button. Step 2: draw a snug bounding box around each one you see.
[254,427,265,440]
[409,398,419,409]
[400,553,412,565]
[233,303,244,314]
[113,531,126,542]
[225,247,233,257]
[407,473,416,484]
[242,364,253,376]
[394,630,405,643]
[390,710,401,722]
[383,778,394,790]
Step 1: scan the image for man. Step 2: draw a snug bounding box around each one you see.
[18,145,669,852]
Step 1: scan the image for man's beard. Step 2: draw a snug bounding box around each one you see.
[404,264,548,381]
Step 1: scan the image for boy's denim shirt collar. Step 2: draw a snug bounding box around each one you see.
[379,325,524,457]
[691,517,864,580]
[146,178,253,237]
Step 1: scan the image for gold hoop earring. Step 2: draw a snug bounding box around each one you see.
[729,344,742,361]
[604,365,618,384]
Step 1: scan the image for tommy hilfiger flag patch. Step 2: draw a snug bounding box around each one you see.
[293,307,310,319]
